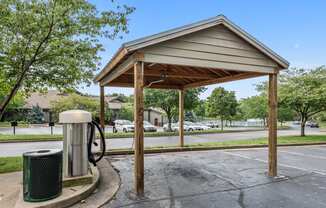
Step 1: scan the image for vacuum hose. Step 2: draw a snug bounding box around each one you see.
[87,120,106,166]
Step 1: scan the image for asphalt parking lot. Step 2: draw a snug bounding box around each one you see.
[106,145,326,208]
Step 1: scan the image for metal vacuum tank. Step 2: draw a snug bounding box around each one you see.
[59,110,92,177]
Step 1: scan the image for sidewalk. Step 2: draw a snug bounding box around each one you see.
[0,171,21,208]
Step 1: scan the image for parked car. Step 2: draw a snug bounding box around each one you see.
[307,121,319,128]
[200,121,219,128]
[184,121,210,131]
[292,121,301,125]
[196,122,211,131]
[163,123,191,132]
[143,121,157,132]
[113,120,134,133]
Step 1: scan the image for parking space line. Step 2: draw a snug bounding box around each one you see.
[278,150,326,160]
[222,151,326,176]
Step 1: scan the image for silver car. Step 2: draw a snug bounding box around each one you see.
[114,120,134,133]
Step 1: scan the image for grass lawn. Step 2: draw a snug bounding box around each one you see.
[0,122,29,128]
[0,156,22,174]
[0,134,62,142]
[184,135,326,148]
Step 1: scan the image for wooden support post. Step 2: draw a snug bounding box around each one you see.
[100,85,105,131]
[179,89,184,147]
[99,85,105,151]
[268,73,278,177]
[134,61,144,196]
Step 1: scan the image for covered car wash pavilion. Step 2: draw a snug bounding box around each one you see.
[94,15,289,196]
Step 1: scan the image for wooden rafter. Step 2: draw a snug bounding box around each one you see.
[184,72,265,89]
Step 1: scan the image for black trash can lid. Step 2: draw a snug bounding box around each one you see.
[23,149,62,157]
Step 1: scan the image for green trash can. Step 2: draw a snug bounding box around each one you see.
[23,149,63,202]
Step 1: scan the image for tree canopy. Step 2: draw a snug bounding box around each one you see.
[206,87,237,130]
[0,0,134,119]
[51,93,99,122]
[239,95,268,126]
[279,66,326,136]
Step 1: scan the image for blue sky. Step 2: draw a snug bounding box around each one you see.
[82,0,326,100]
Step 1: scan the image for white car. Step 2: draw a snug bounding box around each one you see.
[163,123,191,132]
[184,121,210,131]
[196,123,211,131]
[200,121,219,128]
[143,121,157,132]
[113,120,134,133]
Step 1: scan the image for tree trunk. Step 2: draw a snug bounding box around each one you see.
[0,80,23,120]
[167,116,172,132]
[0,60,33,121]
[221,119,224,131]
[300,116,307,137]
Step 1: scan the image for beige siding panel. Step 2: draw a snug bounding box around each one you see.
[159,40,267,59]
[197,26,249,42]
[143,53,275,73]
[180,35,257,51]
[142,46,277,67]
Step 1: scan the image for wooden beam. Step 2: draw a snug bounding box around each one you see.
[100,85,105,131]
[108,81,183,90]
[268,73,278,177]
[184,72,265,89]
[134,61,144,196]
[179,89,185,147]
[207,68,224,77]
[100,52,144,86]
[125,71,214,80]
[100,55,135,86]
[95,48,128,82]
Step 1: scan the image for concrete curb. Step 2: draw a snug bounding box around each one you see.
[105,142,326,156]
[14,164,100,208]
[0,139,62,144]
[69,159,121,208]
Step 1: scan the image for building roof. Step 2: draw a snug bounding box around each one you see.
[95,15,289,83]
[23,90,123,110]
[23,90,68,110]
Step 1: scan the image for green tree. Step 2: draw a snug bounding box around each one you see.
[28,105,44,124]
[51,93,99,122]
[206,87,238,130]
[144,88,206,131]
[240,95,268,126]
[0,0,134,119]
[118,103,133,121]
[278,105,295,126]
[279,66,326,136]
[193,100,206,120]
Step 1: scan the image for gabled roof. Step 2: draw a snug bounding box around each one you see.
[95,15,289,82]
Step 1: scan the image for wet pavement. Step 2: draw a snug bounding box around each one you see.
[105,145,326,208]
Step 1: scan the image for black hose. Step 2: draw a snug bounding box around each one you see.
[87,122,96,166]
[87,120,106,166]
[91,120,106,164]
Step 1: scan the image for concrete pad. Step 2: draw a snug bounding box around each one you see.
[70,158,121,208]
[0,171,22,208]
[14,165,99,208]
[105,146,326,208]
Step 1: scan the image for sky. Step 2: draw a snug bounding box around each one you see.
[82,0,326,100]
